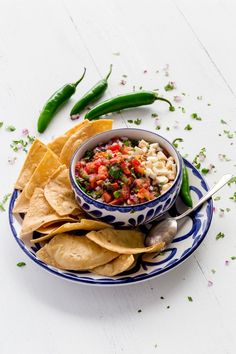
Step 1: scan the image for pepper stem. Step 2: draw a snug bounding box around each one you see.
[105,64,113,80]
[74,67,86,87]
[154,94,172,107]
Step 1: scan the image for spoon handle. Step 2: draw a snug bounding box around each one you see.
[174,174,233,221]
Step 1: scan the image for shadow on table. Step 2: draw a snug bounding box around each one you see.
[13,255,195,319]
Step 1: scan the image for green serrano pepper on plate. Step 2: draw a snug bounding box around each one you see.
[70,65,112,120]
[37,67,86,133]
[84,91,173,120]
[180,163,193,207]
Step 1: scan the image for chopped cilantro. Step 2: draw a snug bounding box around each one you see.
[181,107,186,113]
[10,135,35,153]
[216,232,225,240]
[211,269,216,274]
[229,192,236,202]
[164,82,175,91]
[169,106,175,112]
[137,309,142,313]
[231,256,236,260]
[193,147,206,170]
[109,165,122,179]
[0,121,3,128]
[84,149,94,161]
[151,113,158,118]
[201,168,209,175]
[0,193,11,212]
[155,125,161,130]
[220,119,227,124]
[184,124,192,131]
[160,296,164,300]
[166,305,170,309]
[127,120,133,123]
[172,138,183,148]
[134,118,142,125]
[6,125,16,132]
[228,176,236,186]
[166,127,170,131]
[17,262,26,267]
[197,96,203,100]
[223,130,234,139]
[191,113,202,121]
[187,296,193,302]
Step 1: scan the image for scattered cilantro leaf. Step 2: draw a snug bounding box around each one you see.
[127,120,133,123]
[201,168,209,175]
[214,196,221,201]
[151,113,158,118]
[220,119,227,124]
[181,107,186,113]
[137,309,142,313]
[184,124,192,131]
[169,106,175,112]
[223,130,234,139]
[134,118,142,125]
[164,82,175,91]
[172,138,183,148]
[228,176,236,186]
[216,232,225,240]
[155,125,161,130]
[231,256,236,260]
[211,269,216,274]
[17,262,26,267]
[191,113,202,121]
[6,125,16,132]
[109,165,122,179]
[0,121,3,128]
[187,296,193,302]
[230,192,236,202]
[0,193,11,212]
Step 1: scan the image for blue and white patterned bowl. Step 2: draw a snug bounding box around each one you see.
[69,128,183,227]
[9,159,213,286]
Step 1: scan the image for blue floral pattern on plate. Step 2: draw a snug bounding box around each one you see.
[8,159,213,286]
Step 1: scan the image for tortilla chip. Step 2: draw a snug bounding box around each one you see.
[36,223,65,234]
[92,254,135,276]
[20,188,78,237]
[13,188,30,214]
[86,229,165,254]
[47,120,90,156]
[44,234,119,270]
[15,139,48,190]
[31,219,112,243]
[36,247,62,268]
[24,149,61,199]
[44,165,81,216]
[59,119,113,166]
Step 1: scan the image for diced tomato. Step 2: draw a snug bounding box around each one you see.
[97,165,108,180]
[131,159,140,167]
[137,188,154,201]
[121,161,131,175]
[135,166,145,175]
[109,156,122,164]
[84,162,95,174]
[121,184,130,200]
[110,182,119,190]
[103,191,112,203]
[109,144,121,152]
[110,197,124,205]
[89,174,97,189]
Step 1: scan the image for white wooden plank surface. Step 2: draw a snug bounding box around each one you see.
[0,1,235,353]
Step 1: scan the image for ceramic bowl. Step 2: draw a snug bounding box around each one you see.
[70,128,183,227]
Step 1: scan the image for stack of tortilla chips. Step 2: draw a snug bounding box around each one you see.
[13,119,164,276]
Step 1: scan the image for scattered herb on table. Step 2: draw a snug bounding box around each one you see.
[127,120,133,123]
[197,96,203,100]
[6,125,16,132]
[164,81,175,91]
[0,193,12,212]
[160,296,164,300]
[201,168,209,175]
[17,262,26,267]
[181,107,186,113]
[218,154,231,162]
[192,147,206,170]
[216,232,225,240]
[155,125,161,130]
[166,305,170,309]
[184,124,192,131]
[228,176,236,186]
[169,106,175,112]
[151,113,158,118]
[208,280,213,287]
[134,118,142,125]
[0,121,3,128]
[214,196,221,201]
[172,138,183,148]
[211,269,216,274]
[229,192,236,202]
[187,296,193,302]
[231,256,236,260]
[223,130,234,139]
[191,113,202,121]
[10,135,35,153]
[137,309,142,313]
[220,119,227,124]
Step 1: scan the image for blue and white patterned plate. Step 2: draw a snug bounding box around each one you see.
[8,159,213,286]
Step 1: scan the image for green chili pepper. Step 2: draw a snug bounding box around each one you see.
[84,91,173,120]
[37,68,86,133]
[180,163,193,207]
[70,65,112,119]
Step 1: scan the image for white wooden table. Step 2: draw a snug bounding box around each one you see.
[1,1,236,353]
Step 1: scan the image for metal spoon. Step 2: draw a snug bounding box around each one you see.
[145,174,233,247]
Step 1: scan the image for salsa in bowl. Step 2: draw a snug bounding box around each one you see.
[70,128,183,227]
